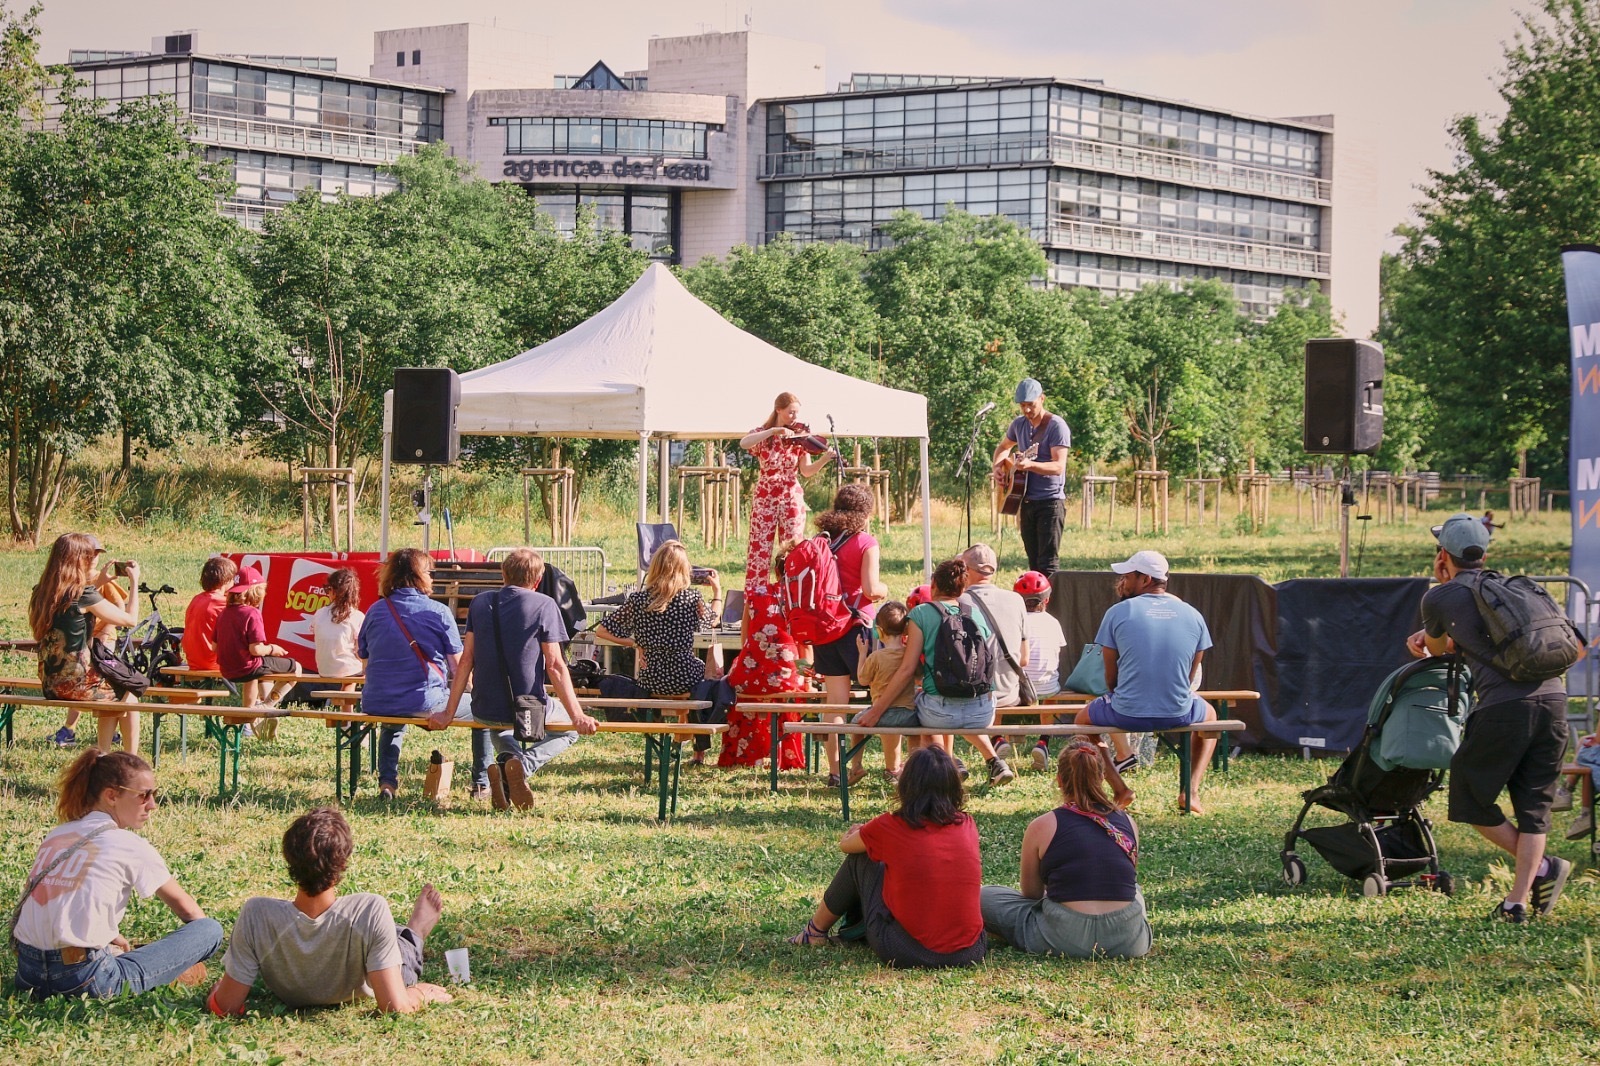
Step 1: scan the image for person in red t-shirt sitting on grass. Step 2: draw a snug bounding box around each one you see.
[787,745,987,967]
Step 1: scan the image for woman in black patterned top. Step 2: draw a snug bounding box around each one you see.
[595,540,720,695]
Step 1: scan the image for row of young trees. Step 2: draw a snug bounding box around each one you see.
[0,2,1352,544]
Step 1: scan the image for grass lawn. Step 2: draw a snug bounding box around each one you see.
[0,462,1596,1063]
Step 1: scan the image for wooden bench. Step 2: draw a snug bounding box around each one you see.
[0,676,233,760]
[0,693,287,795]
[295,693,719,820]
[161,666,364,687]
[1560,763,1598,860]
[784,718,1248,820]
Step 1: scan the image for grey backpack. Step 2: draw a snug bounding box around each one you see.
[1463,571,1586,682]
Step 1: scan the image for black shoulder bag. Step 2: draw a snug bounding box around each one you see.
[490,591,546,743]
[968,593,1039,706]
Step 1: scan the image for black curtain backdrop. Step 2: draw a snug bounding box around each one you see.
[1046,571,1427,752]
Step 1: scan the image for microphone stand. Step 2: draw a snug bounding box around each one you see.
[955,407,992,551]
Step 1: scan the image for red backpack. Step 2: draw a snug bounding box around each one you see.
[780,533,858,645]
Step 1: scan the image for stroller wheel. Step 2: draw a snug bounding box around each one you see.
[1281,854,1307,886]
[1362,873,1388,898]
[1435,870,1455,896]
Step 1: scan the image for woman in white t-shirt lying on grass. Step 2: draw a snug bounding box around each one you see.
[12,750,222,1000]
[207,807,453,1016]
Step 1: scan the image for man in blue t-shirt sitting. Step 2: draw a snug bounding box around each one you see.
[1074,550,1219,813]
[991,378,1072,577]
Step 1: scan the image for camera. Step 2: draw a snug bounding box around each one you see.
[690,567,714,585]
[113,560,133,576]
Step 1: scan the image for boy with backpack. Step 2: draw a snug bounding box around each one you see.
[1406,513,1580,921]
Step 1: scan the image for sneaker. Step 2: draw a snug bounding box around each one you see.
[826,773,841,788]
[953,758,969,781]
[1491,901,1528,924]
[1566,807,1595,841]
[52,727,75,748]
[987,757,1016,786]
[993,739,1014,759]
[502,757,535,810]
[1552,782,1574,813]
[169,962,208,988]
[1531,855,1573,916]
[112,731,122,746]
[1113,753,1138,775]
[240,725,254,739]
[1030,742,1050,772]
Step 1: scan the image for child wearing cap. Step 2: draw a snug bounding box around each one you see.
[1015,572,1068,771]
[217,566,301,715]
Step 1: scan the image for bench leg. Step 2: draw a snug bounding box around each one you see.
[2,701,17,747]
[149,713,163,770]
[179,713,188,762]
[668,738,685,820]
[1174,733,1193,814]
[838,735,851,822]
[769,713,781,793]
[204,718,244,796]
[1215,701,1232,772]
[335,723,345,802]
[655,736,671,821]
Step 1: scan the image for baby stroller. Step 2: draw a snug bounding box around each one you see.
[1280,656,1471,897]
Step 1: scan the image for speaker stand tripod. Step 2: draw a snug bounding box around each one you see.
[413,467,434,553]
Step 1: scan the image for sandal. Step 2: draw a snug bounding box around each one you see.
[847,767,869,786]
[787,919,837,946]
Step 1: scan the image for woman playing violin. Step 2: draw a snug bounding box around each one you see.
[739,392,834,595]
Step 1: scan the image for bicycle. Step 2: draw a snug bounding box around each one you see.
[117,582,185,682]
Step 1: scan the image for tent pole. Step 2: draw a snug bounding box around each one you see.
[379,392,393,559]
[919,436,933,580]
[658,437,670,524]
[638,432,650,529]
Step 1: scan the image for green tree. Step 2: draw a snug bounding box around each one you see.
[1382,0,1600,480]
[0,83,265,543]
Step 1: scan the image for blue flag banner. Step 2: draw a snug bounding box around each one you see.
[1561,245,1600,696]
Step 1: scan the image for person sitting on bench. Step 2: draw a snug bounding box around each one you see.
[787,745,987,968]
[207,807,453,1015]
[13,750,221,1000]
[1074,550,1218,813]
[981,739,1149,958]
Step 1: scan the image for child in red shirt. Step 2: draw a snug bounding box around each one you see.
[788,745,986,967]
[181,556,237,672]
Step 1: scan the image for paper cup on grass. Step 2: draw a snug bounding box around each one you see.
[445,947,471,984]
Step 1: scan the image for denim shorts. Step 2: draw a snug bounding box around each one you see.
[915,689,995,731]
[1576,740,1600,789]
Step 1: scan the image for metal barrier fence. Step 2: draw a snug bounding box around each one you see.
[486,546,611,603]
[1530,575,1596,735]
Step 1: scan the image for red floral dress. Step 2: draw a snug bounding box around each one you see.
[743,429,806,595]
[721,590,807,768]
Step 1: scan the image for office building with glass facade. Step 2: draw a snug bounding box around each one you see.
[62,25,1358,323]
[63,32,447,229]
[760,77,1332,318]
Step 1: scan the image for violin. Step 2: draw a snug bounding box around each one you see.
[785,422,837,458]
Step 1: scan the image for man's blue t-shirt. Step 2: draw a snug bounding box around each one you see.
[1007,413,1071,501]
[357,588,462,715]
[465,586,570,724]
[1093,593,1212,720]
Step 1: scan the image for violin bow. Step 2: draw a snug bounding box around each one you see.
[827,414,842,491]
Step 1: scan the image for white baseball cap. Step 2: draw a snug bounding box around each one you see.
[1110,550,1170,582]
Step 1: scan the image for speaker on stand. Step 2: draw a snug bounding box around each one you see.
[1303,339,1384,578]
[390,368,461,553]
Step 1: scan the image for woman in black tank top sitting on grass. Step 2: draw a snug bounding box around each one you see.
[980,739,1152,958]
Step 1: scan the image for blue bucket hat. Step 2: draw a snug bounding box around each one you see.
[1014,378,1043,402]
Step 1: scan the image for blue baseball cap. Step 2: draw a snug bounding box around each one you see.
[1014,378,1043,402]
[1431,512,1489,561]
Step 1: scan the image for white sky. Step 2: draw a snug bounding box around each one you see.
[38,0,1533,330]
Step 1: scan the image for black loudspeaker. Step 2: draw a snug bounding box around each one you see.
[1303,339,1384,455]
[390,368,461,465]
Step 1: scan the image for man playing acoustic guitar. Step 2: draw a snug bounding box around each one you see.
[992,378,1072,577]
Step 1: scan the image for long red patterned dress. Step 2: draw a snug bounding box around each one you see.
[743,429,806,596]
[721,589,807,768]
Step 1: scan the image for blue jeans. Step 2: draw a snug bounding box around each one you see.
[13,917,223,999]
[477,698,580,779]
[915,689,996,732]
[378,692,484,789]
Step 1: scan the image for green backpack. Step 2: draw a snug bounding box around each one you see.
[1368,657,1472,773]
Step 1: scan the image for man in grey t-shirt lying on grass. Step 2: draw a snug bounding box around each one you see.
[207,808,453,1015]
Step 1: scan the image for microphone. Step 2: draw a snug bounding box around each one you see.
[975,401,997,419]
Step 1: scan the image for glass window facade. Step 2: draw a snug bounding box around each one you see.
[70,60,191,108]
[492,117,714,158]
[1051,171,1319,248]
[1048,250,1309,318]
[210,148,393,204]
[520,185,677,261]
[191,60,443,141]
[765,170,1045,246]
[1049,87,1320,175]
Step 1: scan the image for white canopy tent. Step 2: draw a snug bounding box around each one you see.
[379,263,933,578]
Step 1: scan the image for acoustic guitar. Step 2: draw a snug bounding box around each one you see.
[996,442,1039,517]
